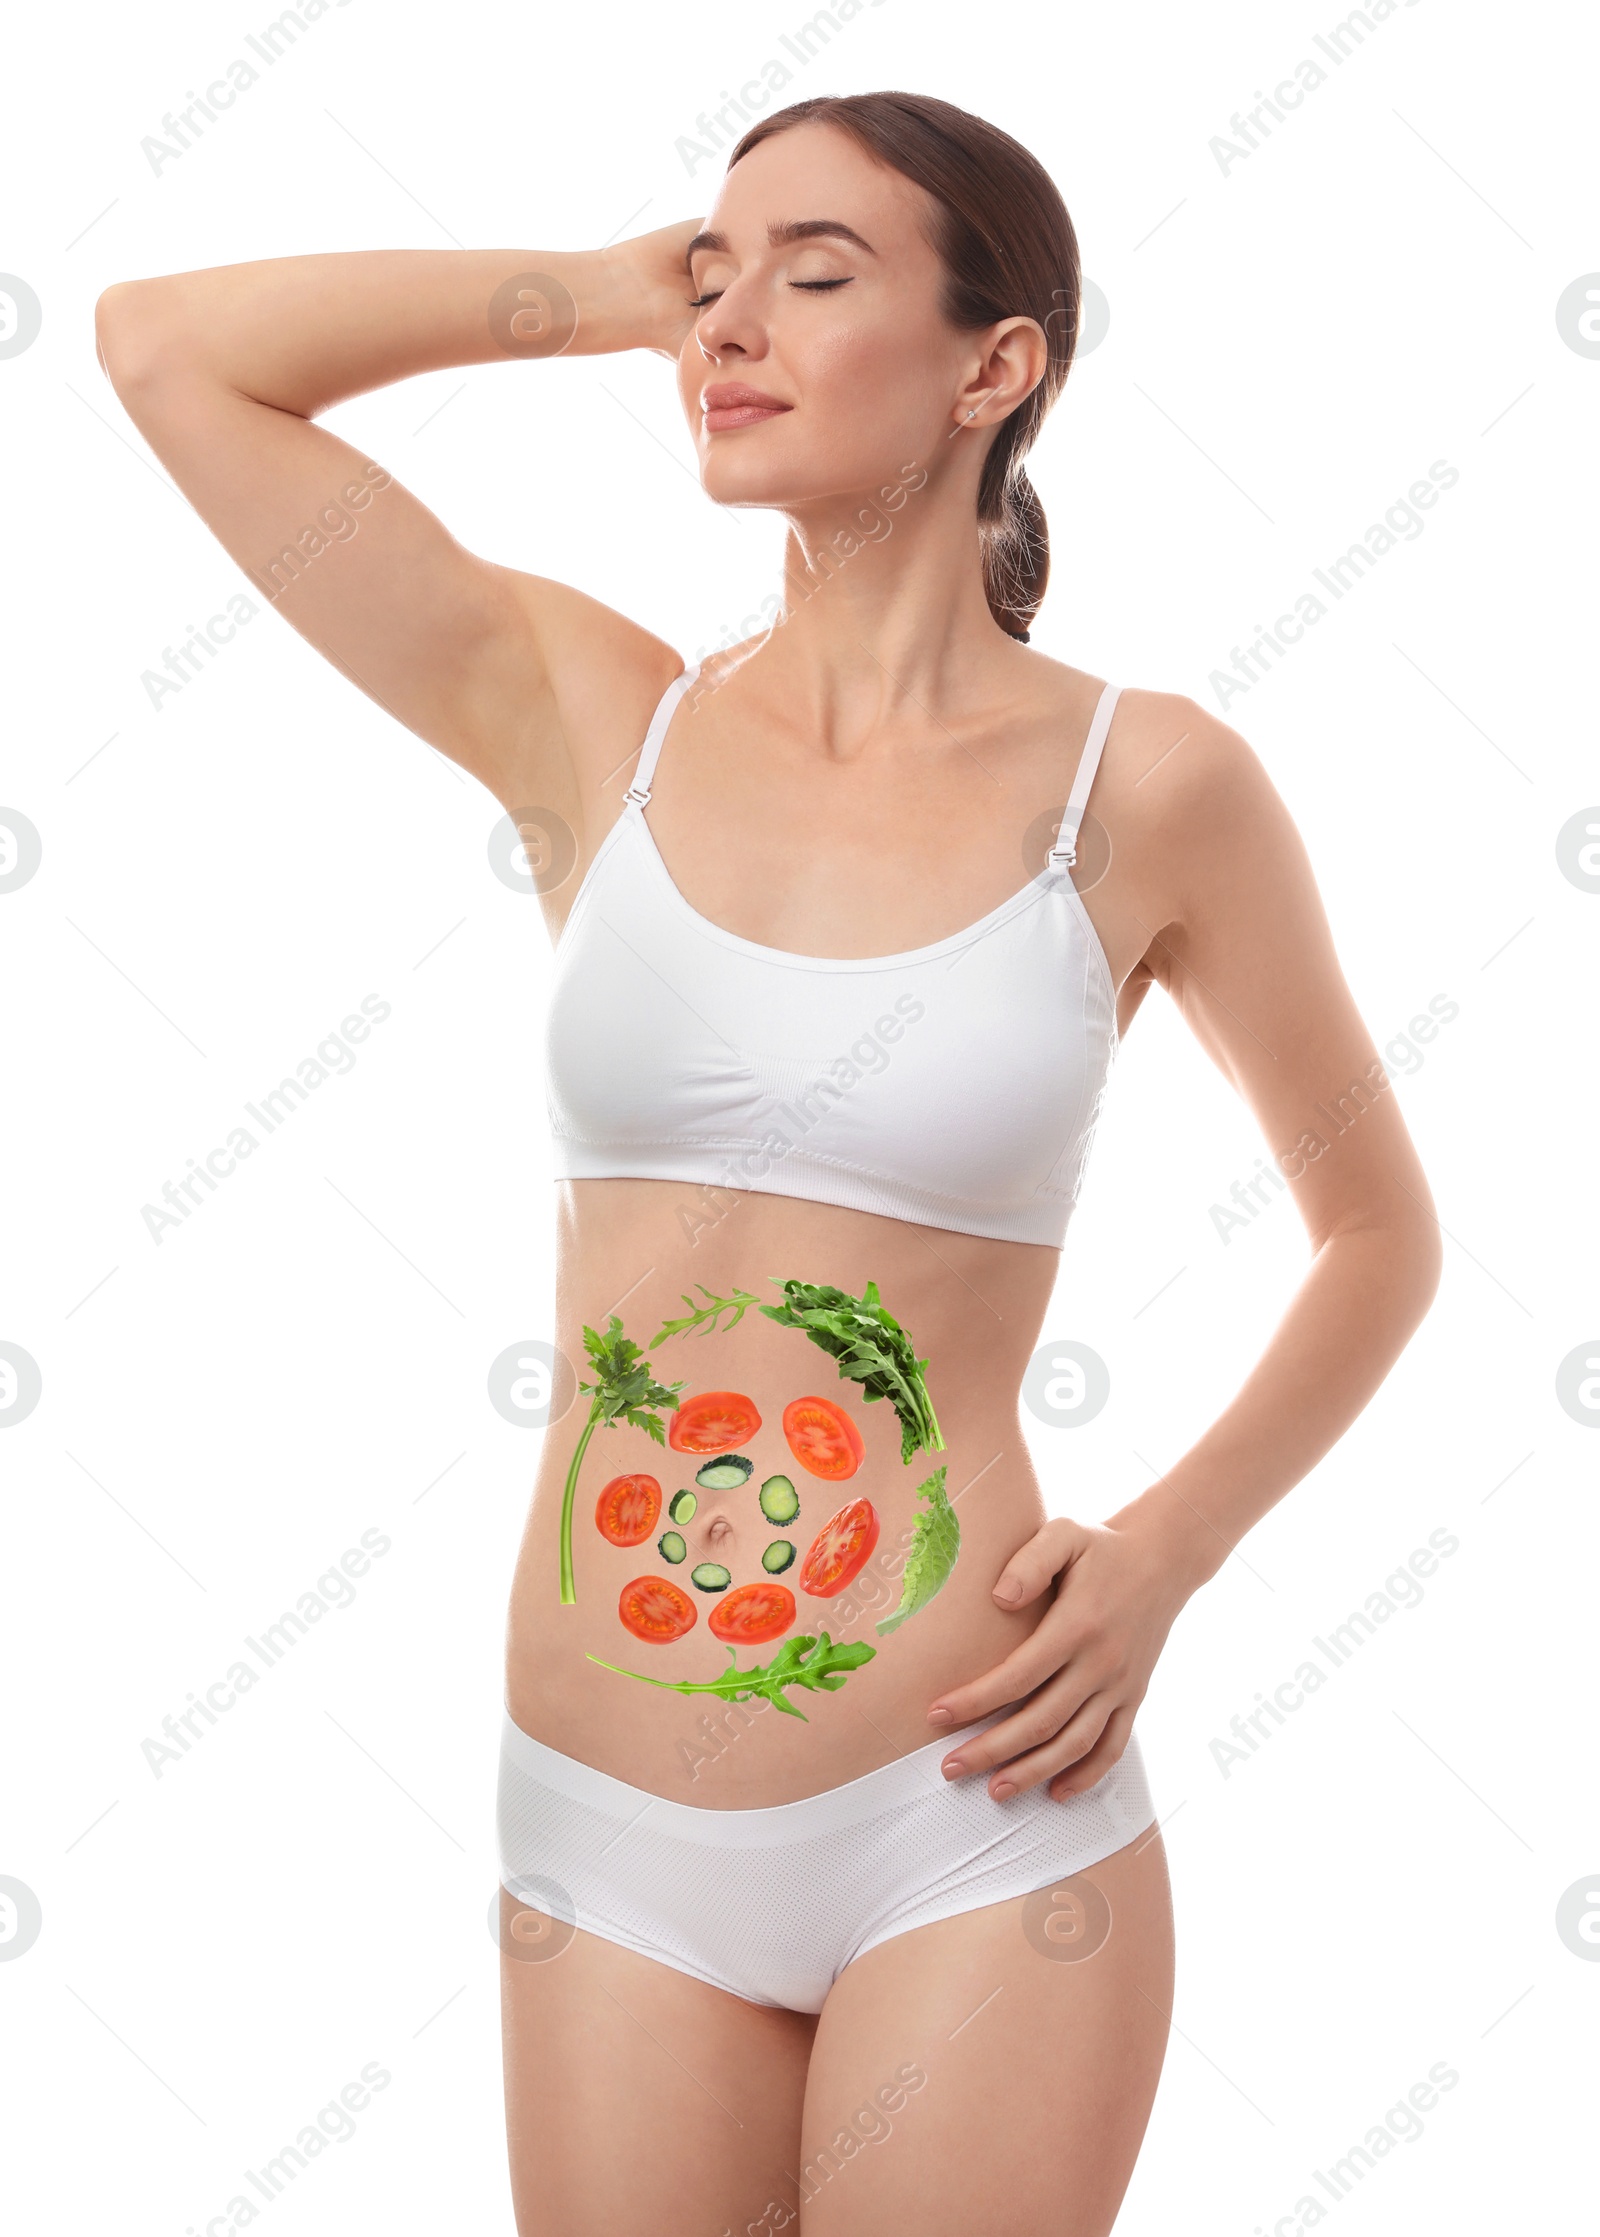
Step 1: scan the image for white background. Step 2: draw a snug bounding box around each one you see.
[2,1,1595,2230]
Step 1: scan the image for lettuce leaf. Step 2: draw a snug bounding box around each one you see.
[876,1466,960,1635]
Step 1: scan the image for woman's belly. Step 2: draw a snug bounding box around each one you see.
[506,1178,1065,1806]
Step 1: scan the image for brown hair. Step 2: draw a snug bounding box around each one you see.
[728,91,1080,642]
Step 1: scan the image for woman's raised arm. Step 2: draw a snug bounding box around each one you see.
[93,231,700,805]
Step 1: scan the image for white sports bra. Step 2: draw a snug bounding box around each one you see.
[545,664,1122,1248]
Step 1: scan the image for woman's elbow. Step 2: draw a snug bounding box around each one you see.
[1408,1220,1445,1319]
[1377,1205,1445,1330]
[94,278,185,397]
[1315,1200,1444,1324]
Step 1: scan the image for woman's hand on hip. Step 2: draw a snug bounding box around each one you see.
[925,1513,1196,1803]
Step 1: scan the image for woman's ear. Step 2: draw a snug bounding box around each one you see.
[953,319,1047,431]
[985,317,1050,413]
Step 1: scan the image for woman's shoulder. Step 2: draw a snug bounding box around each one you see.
[1021,649,1223,749]
[1076,671,1309,968]
[1097,678,1279,834]
[1017,653,1273,822]
[1019,652,1290,916]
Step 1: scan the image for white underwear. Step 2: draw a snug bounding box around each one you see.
[496,1705,1158,2013]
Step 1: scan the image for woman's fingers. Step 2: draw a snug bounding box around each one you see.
[925,1520,1089,1728]
[1046,1704,1135,1801]
[989,1516,1085,1610]
[937,1663,1095,1786]
[927,1511,1150,1801]
[927,1616,1088,1731]
[964,1692,1116,1802]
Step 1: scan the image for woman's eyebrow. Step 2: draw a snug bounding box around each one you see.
[684,218,879,263]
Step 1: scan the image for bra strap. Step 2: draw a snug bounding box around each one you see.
[623,663,703,808]
[1047,681,1122,870]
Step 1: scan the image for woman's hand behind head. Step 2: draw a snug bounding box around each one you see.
[604,217,709,359]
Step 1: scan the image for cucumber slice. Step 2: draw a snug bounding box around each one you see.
[758,1475,799,1525]
[657,1530,687,1565]
[694,1454,753,1491]
[690,1562,732,1592]
[761,1539,796,1574]
[668,1489,698,1524]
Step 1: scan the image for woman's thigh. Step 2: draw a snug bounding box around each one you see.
[795,1826,1175,2237]
[499,1891,818,2237]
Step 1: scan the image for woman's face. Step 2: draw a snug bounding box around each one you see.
[677,123,981,515]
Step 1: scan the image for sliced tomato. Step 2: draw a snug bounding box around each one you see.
[708,1580,797,1646]
[668,1390,762,1454]
[594,1472,662,1548]
[618,1574,697,1643]
[782,1395,865,1481]
[799,1498,881,1598]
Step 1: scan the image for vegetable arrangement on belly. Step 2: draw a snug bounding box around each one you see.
[560,1278,961,1720]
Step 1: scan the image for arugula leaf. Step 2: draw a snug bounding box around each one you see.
[588,1631,876,1721]
[760,1277,944,1464]
[649,1285,763,1346]
[557,1317,684,1606]
[876,1467,960,1636]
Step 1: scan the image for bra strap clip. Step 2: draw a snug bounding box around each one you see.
[623,781,652,808]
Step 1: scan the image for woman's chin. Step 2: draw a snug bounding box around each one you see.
[699,463,801,511]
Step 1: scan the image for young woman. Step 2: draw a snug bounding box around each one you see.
[98,90,1440,2237]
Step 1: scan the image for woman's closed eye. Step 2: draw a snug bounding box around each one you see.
[687,278,856,308]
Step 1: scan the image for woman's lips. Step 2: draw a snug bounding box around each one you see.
[701,386,792,434]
